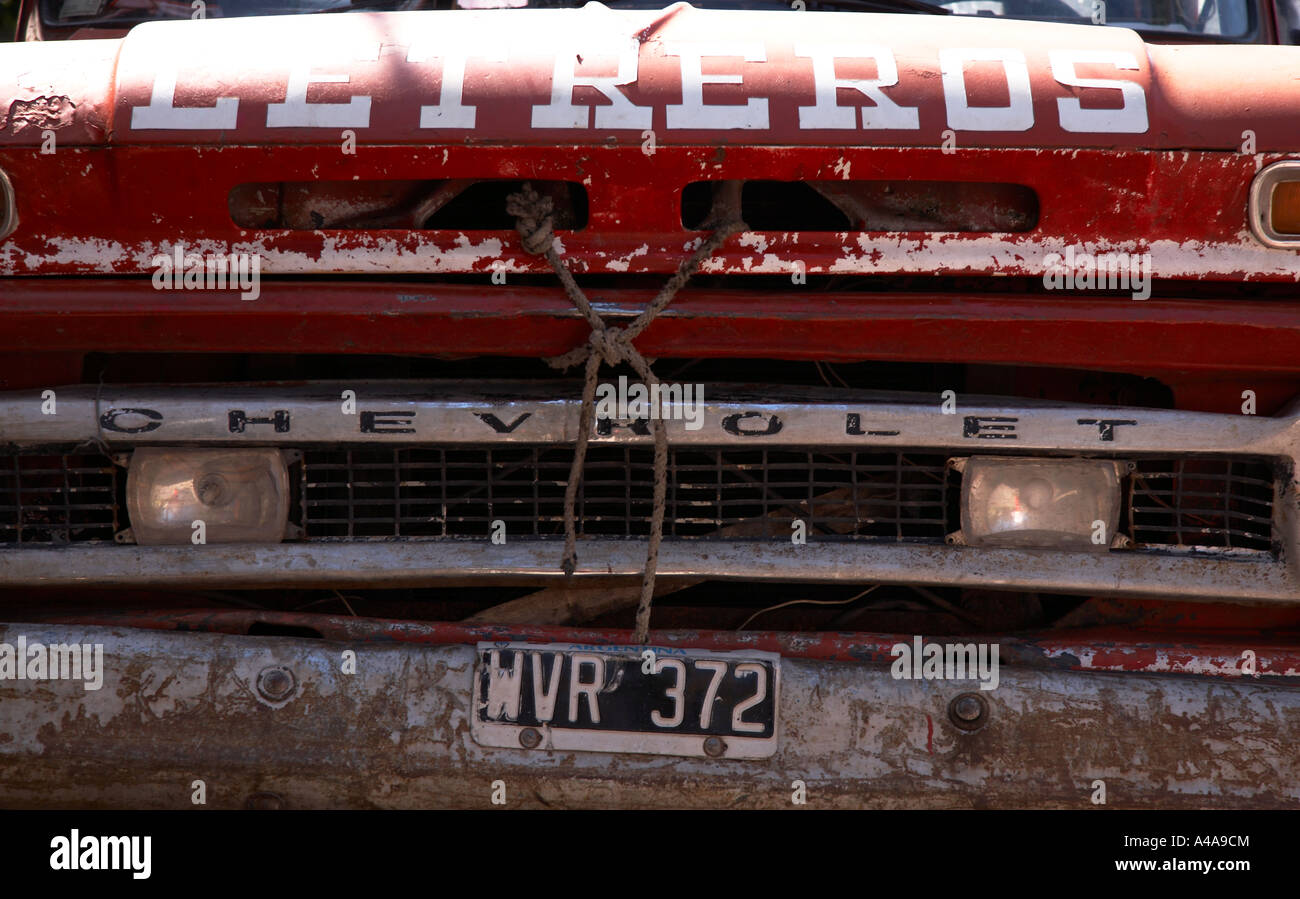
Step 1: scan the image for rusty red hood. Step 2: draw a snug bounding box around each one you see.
[2,4,1299,281]
[2,4,1299,151]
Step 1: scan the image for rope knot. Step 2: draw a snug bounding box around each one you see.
[589,326,630,368]
[506,185,555,256]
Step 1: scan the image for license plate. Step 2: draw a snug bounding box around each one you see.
[470,642,780,759]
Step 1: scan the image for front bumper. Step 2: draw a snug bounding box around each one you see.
[2,621,1296,809]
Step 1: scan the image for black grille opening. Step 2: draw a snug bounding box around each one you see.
[1127,457,1278,552]
[681,180,1039,232]
[299,446,955,542]
[0,454,120,544]
[228,179,588,231]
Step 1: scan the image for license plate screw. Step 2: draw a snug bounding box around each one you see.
[948,693,989,731]
[519,727,543,750]
[703,736,727,758]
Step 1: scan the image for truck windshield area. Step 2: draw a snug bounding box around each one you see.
[38,0,1254,39]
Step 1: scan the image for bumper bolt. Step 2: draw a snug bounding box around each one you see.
[256,666,296,703]
[703,736,727,758]
[948,692,989,731]
[519,727,542,749]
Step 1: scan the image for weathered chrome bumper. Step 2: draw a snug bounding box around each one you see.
[2,622,1296,809]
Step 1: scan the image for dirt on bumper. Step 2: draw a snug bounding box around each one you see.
[0,623,1295,809]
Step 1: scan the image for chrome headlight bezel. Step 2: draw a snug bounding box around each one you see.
[0,168,16,241]
[1248,160,1300,249]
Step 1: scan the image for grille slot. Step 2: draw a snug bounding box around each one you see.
[0,454,120,544]
[299,446,955,542]
[1128,457,1277,552]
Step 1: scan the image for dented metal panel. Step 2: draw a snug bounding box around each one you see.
[0,623,1296,809]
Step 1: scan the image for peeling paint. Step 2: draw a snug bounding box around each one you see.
[2,96,76,134]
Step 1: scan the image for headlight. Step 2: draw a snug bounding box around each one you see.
[0,168,16,240]
[959,457,1123,550]
[1248,160,1300,248]
[125,448,290,545]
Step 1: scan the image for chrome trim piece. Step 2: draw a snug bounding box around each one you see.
[0,540,1294,601]
[3,380,1300,454]
[3,382,1297,601]
[0,168,15,242]
[1248,160,1300,249]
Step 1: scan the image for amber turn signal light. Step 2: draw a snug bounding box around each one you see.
[1270,180,1300,236]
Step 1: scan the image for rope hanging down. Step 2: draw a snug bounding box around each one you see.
[507,183,744,643]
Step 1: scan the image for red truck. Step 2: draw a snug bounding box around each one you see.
[1,0,1299,809]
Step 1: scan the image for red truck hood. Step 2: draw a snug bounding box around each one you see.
[1,5,1299,281]
[2,4,1299,151]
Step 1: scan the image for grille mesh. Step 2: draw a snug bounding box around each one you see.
[0,454,119,544]
[299,446,955,541]
[1129,457,1277,552]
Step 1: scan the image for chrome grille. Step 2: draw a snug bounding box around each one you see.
[1129,457,1278,552]
[0,449,1281,554]
[0,454,120,544]
[298,446,956,541]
